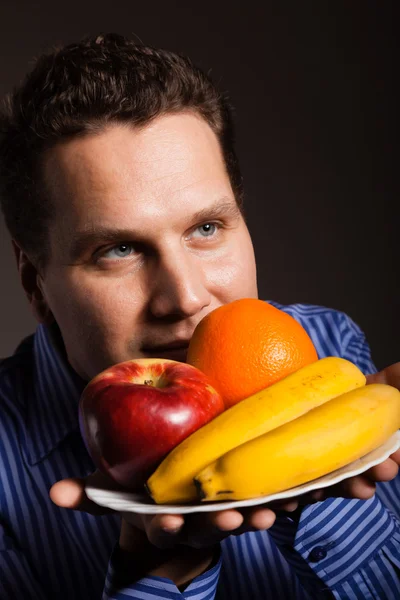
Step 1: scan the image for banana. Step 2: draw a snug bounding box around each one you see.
[146,357,366,504]
[195,383,400,501]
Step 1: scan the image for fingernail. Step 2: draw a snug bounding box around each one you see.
[162,525,182,534]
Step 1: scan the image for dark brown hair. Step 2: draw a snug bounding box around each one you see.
[0,33,243,271]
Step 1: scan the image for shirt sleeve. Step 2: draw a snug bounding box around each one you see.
[293,495,400,599]
[337,311,378,375]
[102,543,222,600]
[270,309,400,599]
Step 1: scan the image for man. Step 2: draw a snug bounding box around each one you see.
[0,32,399,599]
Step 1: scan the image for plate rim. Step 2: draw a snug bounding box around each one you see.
[85,430,400,514]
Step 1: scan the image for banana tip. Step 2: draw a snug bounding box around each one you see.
[193,477,206,501]
[143,481,154,502]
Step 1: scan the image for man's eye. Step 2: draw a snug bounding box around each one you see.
[102,244,136,259]
[192,223,218,238]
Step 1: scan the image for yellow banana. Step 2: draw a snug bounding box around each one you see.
[146,357,365,504]
[195,383,400,501]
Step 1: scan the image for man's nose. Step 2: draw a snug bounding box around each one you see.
[148,250,211,319]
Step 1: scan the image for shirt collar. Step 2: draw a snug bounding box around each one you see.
[26,323,87,465]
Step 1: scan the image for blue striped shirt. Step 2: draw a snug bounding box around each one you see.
[1,303,399,599]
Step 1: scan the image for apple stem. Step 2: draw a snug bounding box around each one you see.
[144,380,154,386]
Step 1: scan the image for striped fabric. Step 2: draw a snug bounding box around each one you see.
[0,302,399,599]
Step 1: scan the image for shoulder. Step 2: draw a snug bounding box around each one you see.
[268,300,359,334]
[266,301,375,373]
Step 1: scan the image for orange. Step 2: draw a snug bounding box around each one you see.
[187,298,318,408]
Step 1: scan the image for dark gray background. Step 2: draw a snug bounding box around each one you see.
[0,1,397,369]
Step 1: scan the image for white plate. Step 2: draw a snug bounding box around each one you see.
[85,431,400,515]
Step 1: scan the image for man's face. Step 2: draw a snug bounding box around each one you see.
[38,113,258,380]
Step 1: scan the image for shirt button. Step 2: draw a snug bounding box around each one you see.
[308,546,328,562]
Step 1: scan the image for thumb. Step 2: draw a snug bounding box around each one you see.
[50,471,115,515]
[366,371,387,385]
[366,362,400,387]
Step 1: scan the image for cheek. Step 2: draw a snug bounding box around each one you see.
[45,275,149,378]
[207,232,258,299]
[46,274,144,342]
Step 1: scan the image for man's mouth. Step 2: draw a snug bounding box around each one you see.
[141,341,190,363]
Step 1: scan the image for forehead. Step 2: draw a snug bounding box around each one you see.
[43,112,233,229]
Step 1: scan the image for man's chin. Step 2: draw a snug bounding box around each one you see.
[83,348,189,381]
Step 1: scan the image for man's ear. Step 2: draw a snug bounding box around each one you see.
[12,240,54,325]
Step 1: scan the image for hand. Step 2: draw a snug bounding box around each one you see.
[50,364,400,547]
[303,363,400,504]
[301,448,400,504]
[366,362,400,388]
[50,471,297,550]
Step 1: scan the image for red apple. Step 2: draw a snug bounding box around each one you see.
[79,358,224,490]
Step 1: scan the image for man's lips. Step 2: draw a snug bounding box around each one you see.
[141,341,190,362]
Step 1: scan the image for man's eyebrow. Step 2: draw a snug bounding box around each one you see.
[69,228,138,260]
[69,198,241,259]
[190,198,242,223]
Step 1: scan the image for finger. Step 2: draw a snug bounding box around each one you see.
[143,514,186,549]
[242,506,276,530]
[366,458,399,482]
[208,507,276,541]
[366,363,400,387]
[389,449,400,466]
[304,489,325,503]
[269,490,324,508]
[180,513,232,549]
[366,372,387,384]
[179,510,244,536]
[182,509,262,549]
[163,506,277,551]
[155,513,185,534]
[336,475,376,500]
[120,514,188,552]
[50,477,114,515]
[168,510,245,549]
[202,506,276,533]
[204,509,245,532]
[268,499,299,512]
